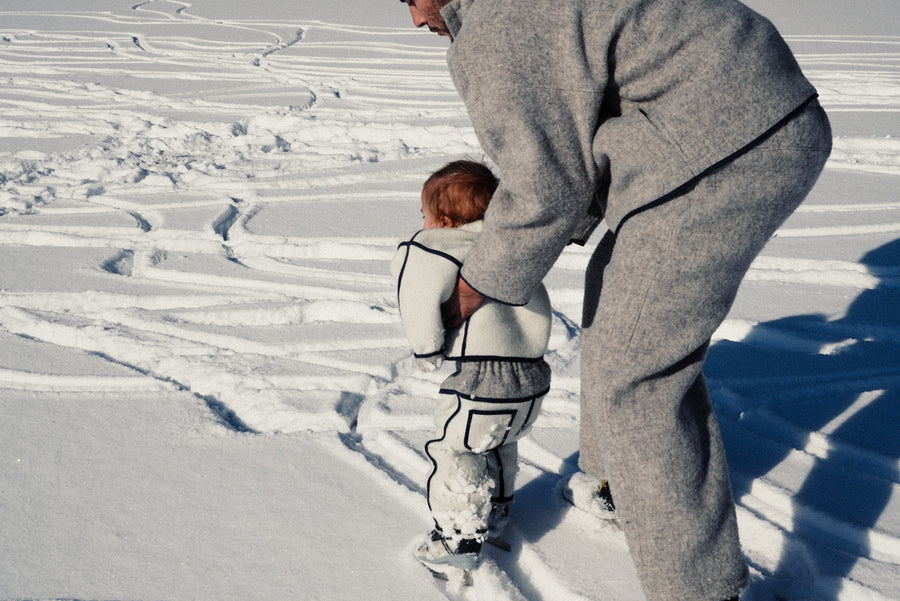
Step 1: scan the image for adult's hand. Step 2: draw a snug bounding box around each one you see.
[441,276,485,329]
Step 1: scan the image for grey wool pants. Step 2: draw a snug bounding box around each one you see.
[578,100,831,601]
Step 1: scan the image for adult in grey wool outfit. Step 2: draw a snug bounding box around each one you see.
[396,0,832,599]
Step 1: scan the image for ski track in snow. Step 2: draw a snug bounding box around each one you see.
[1,4,898,600]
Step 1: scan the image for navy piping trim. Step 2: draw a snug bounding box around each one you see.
[397,239,463,268]
[459,317,471,356]
[394,245,410,302]
[438,386,551,404]
[394,230,430,301]
[395,231,463,324]
[448,354,546,363]
[516,397,538,437]
[613,93,819,235]
[464,409,515,451]
[424,393,464,515]
[460,274,526,307]
[492,448,507,501]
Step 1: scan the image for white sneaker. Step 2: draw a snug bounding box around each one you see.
[561,472,617,519]
[413,529,482,571]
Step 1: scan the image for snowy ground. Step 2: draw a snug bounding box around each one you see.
[0,1,897,600]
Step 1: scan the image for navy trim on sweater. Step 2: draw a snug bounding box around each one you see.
[397,238,464,268]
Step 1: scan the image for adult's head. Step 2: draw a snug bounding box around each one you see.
[397,0,453,38]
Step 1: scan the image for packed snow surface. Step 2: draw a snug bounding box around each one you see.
[0,1,898,600]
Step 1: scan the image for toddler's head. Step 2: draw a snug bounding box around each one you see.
[421,160,498,228]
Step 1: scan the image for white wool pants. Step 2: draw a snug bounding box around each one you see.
[426,359,550,539]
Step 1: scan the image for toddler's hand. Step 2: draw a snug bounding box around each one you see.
[416,356,444,372]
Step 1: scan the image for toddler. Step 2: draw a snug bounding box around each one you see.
[390,160,552,572]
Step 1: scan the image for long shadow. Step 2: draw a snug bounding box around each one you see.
[484,454,581,600]
[493,239,900,600]
[707,238,900,600]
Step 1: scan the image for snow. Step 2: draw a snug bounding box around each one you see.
[0,1,897,600]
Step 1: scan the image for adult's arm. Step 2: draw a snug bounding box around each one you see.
[446,2,606,305]
[441,276,484,329]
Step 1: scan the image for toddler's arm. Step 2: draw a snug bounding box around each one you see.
[391,240,460,369]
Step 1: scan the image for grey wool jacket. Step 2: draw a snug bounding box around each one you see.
[441,0,819,305]
[391,221,552,362]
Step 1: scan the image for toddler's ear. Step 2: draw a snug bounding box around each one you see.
[439,215,454,228]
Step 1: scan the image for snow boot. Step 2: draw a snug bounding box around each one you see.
[561,472,617,519]
[413,529,482,571]
[487,501,510,536]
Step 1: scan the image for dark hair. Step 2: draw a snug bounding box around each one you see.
[422,160,498,226]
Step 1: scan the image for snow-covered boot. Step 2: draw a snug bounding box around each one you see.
[487,501,510,536]
[413,529,482,571]
[561,472,617,519]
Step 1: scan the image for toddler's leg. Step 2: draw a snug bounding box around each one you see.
[485,442,518,506]
[425,388,544,539]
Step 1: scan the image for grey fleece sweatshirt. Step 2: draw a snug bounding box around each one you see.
[441,0,818,305]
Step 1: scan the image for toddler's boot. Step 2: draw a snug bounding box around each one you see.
[487,501,510,536]
[413,529,482,571]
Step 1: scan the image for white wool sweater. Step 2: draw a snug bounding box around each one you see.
[391,221,551,362]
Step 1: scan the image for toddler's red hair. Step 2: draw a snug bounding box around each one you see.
[422,160,498,226]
